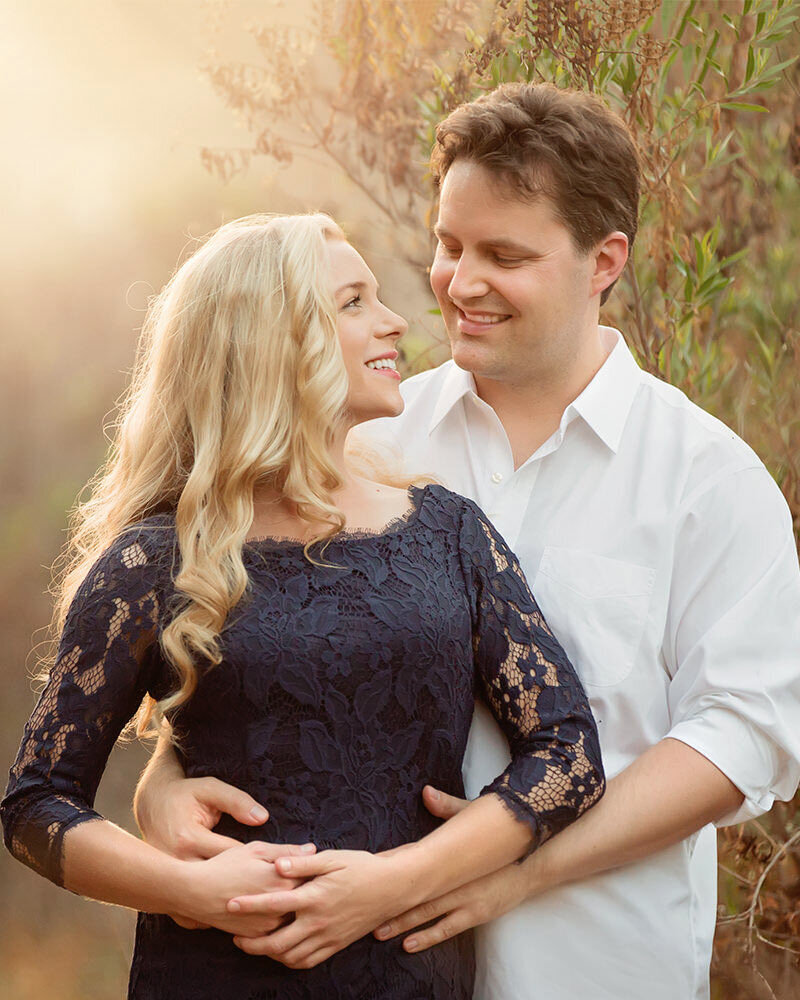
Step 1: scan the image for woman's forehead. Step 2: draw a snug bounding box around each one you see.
[327,239,376,288]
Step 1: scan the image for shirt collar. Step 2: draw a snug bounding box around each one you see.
[566,327,643,453]
[428,362,477,435]
[427,327,642,452]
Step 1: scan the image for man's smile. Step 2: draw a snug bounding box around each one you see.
[455,307,512,335]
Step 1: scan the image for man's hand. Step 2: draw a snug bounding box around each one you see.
[139,774,270,860]
[376,740,746,954]
[374,863,526,953]
[134,734,270,861]
[371,784,525,953]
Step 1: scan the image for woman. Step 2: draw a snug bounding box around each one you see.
[1,214,604,999]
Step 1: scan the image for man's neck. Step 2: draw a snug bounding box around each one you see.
[474,329,613,469]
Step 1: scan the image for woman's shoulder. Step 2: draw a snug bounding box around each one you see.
[415,483,488,535]
[79,514,177,595]
[111,513,176,558]
[418,483,486,520]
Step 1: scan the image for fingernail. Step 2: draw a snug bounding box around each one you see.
[278,858,292,872]
[227,900,241,912]
[250,805,268,822]
[301,843,315,853]
[428,787,440,800]
[376,923,391,938]
[405,937,418,952]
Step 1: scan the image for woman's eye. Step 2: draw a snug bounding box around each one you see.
[343,294,362,310]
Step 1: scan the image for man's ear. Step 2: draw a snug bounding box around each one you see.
[590,231,629,299]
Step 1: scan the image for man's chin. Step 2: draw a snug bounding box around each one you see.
[450,339,505,380]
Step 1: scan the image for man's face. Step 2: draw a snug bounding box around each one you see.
[430,159,598,389]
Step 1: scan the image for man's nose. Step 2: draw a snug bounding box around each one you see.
[447,254,491,303]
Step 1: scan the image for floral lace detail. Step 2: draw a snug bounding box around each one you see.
[458,500,605,851]
[1,522,167,886]
[2,486,603,999]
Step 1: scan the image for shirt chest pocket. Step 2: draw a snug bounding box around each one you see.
[532,547,656,688]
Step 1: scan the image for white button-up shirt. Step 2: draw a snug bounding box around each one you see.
[353,327,800,1000]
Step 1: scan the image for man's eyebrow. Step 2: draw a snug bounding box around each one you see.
[434,227,538,255]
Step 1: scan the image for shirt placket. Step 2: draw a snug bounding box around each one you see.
[464,394,542,550]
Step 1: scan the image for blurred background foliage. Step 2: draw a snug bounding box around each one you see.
[1,1,798,998]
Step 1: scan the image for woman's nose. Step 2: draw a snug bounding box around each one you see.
[379,307,407,339]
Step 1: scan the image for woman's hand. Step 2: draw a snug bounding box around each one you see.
[227,849,415,969]
[175,841,315,936]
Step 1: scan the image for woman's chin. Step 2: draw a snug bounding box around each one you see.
[351,395,405,424]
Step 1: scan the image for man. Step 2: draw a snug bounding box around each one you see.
[135,84,800,999]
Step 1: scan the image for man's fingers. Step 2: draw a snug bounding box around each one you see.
[183,828,243,860]
[403,913,464,953]
[421,784,469,820]
[247,842,316,863]
[272,850,340,879]
[225,887,301,914]
[374,894,453,940]
[233,920,306,957]
[292,946,333,970]
[228,889,300,916]
[241,918,309,956]
[199,777,268,826]
[169,913,210,930]
[233,934,276,956]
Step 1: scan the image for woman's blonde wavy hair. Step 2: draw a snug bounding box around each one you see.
[48,212,370,735]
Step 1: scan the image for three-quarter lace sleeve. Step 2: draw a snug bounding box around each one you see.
[459,500,605,852]
[1,524,168,886]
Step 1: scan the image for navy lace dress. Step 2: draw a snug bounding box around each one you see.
[2,484,604,1000]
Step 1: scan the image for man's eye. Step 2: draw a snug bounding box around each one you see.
[438,242,461,256]
[494,256,524,267]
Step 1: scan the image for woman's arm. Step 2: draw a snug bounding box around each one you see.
[0,525,307,937]
[60,817,313,935]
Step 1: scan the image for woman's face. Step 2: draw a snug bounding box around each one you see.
[327,238,407,423]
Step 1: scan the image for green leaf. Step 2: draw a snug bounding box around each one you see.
[720,101,768,112]
[745,45,756,83]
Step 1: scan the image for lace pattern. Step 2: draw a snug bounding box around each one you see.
[2,485,603,999]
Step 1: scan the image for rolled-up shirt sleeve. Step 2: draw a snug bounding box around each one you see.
[664,464,800,825]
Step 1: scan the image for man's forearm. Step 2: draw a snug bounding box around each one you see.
[133,727,184,834]
[519,737,743,897]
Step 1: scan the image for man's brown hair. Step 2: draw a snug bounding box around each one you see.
[431,83,640,303]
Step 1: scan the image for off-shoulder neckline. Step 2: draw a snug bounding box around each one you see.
[242,483,432,549]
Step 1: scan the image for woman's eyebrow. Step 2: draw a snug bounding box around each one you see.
[335,279,379,296]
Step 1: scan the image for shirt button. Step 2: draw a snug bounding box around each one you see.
[491,471,503,484]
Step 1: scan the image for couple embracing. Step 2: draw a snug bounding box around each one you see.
[4,84,799,1000]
